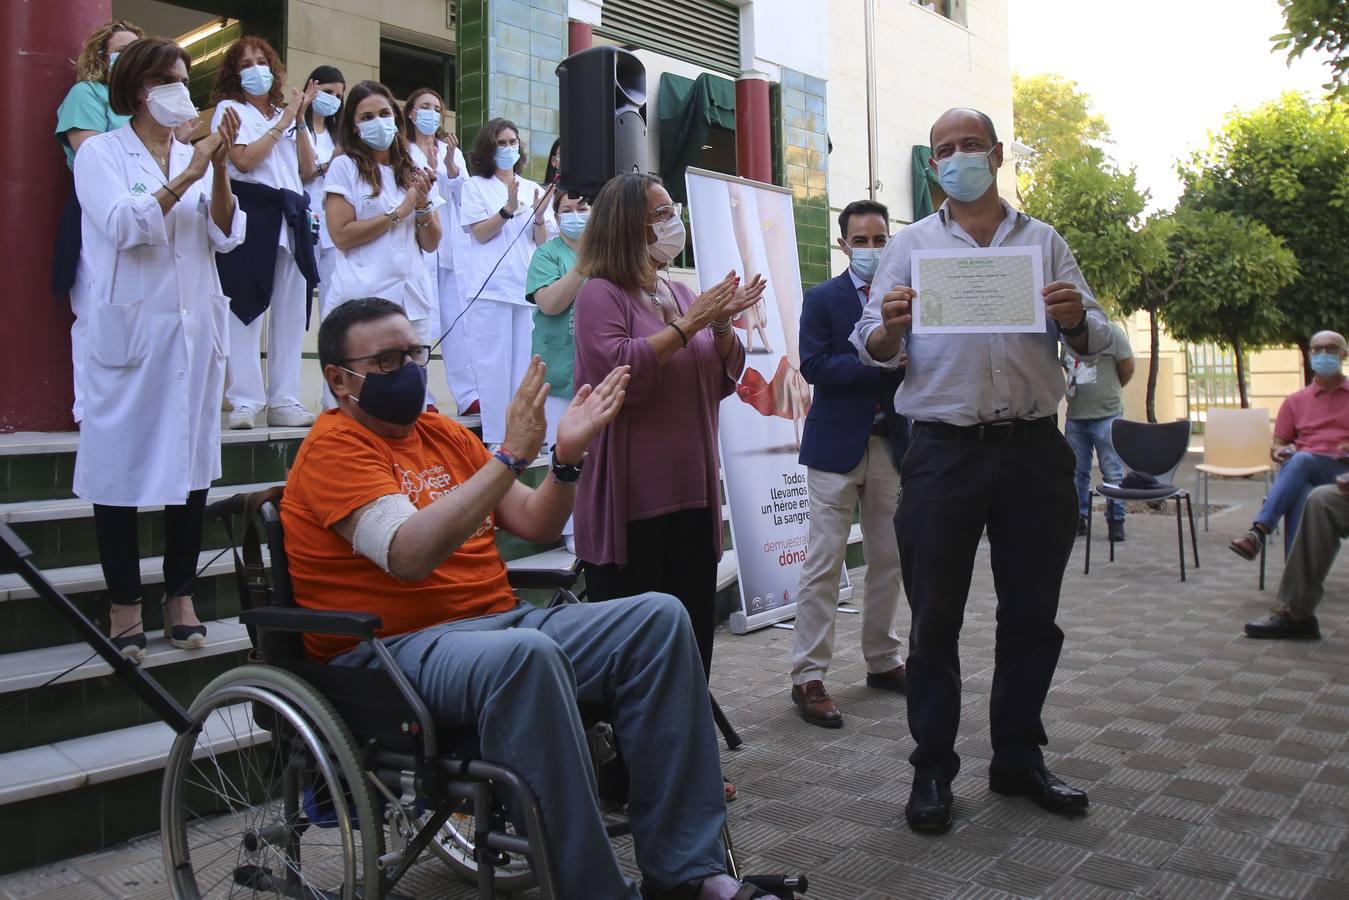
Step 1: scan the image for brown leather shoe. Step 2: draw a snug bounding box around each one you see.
[1229,528,1264,561]
[866,664,907,694]
[791,680,843,728]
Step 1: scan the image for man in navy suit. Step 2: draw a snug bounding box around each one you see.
[790,200,909,728]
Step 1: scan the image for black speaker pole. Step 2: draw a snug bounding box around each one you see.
[0,521,193,734]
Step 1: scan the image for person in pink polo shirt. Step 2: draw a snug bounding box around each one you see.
[1230,330,1349,560]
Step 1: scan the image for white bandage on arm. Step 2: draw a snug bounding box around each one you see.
[350,493,418,574]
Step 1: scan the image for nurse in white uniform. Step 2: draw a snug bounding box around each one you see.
[460,116,555,444]
[210,36,317,429]
[323,80,442,407]
[73,38,246,659]
[301,65,345,324]
[404,86,479,415]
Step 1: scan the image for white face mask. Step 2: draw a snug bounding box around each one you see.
[648,217,687,265]
[146,82,198,127]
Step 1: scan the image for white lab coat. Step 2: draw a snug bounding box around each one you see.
[72,124,246,507]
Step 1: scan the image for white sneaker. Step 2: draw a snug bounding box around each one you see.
[228,405,257,430]
[267,403,316,427]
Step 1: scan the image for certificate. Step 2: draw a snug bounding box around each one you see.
[911,246,1045,334]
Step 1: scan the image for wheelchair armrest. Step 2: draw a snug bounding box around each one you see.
[240,607,383,638]
[507,568,580,592]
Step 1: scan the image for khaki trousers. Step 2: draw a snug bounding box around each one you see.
[1280,484,1349,616]
[791,435,904,684]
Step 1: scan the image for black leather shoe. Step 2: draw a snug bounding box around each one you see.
[905,775,953,833]
[1077,515,1088,536]
[1107,520,1126,542]
[1245,608,1320,640]
[989,763,1089,815]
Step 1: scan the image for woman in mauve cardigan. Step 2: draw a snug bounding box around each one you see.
[572,173,765,680]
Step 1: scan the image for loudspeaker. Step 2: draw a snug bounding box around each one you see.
[556,46,647,200]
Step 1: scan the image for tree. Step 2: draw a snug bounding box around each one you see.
[1273,0,1349,98]
[1155,210,1299,408]
[1022,147,1162,310]
[1012,73,1112,193]
[1180,93,1349,381]
[1116,215,1180,422]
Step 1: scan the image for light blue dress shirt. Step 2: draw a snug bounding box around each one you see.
[850,200,1109,427]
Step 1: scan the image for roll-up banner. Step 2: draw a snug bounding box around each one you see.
[685,167,851,634]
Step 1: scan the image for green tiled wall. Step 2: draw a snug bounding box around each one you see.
[776,68,831,290]
[455,0,567,184]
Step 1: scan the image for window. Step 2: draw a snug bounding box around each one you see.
[910,0,968,27]
[379,37,455,108]
[596,0,741,77]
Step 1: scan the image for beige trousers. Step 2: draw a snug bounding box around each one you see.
[791,435,904,684]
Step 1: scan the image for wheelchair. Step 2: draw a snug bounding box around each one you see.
[158,489,808,899]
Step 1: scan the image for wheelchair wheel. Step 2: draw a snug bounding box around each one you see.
[161,664,384,899]
[425,806,537,891]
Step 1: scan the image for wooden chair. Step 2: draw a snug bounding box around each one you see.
[1194,408,1273,530]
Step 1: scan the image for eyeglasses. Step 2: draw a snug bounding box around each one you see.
[339,345,431,373]
[1311,343,1343,354]
[649,202,683,223]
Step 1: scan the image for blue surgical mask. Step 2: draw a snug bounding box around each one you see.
[559,211,588,240]
[494,144,520,171]
[107,51,120,70]
[936,148,996,202]
[358,116,398,151]
[1310,351,1343,377]
[414,109,441,136]
[240,64,273,97]
[849,247,882,283]
[311,90,341,118]
[342,361,428,426]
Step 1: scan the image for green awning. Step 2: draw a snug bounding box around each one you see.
[911,146,941,221]
[658,71,736,203]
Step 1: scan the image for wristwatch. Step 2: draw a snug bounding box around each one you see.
[1056,315,1088,338]
[550,445,583,484]
[498,207,512,220]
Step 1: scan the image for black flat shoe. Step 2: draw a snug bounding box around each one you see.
[905,774,953,833]
[989,763,1089,815]
[168,623,208,650]
[111,632,147,663]
[1245,608,1320,640]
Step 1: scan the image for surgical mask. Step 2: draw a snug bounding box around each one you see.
[146,82,198,127]
[849,247,882,283]
[494,144,520,171]
[240,64,273,97]
[559,211,588,240]
[648,216,687,265]
[341,362,427,426]
[936,148,996,202]
[414,109,441,136]
[1310,351,1343,377]
[358,116,398,151]
[311,91,341,118]
[108,51,120,70]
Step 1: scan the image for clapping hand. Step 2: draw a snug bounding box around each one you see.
[685,271,740,330]
[501,357,550,463]
[505,177,520,214]
[728,273,768,319]
[555,366,631,465]
[212,107,240,166]
[445,133,460,177]
[534,183,556,226]
[187,107,239,181]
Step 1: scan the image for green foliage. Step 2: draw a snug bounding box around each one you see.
[1180,93,1349,368]
[1012,73,1112,194]
[1273,0,1349,98]
[1022,148,1163,309]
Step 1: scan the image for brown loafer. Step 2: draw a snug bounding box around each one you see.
[865,664,907,694]
[791,680,843,728]
[1229,528,1264,561]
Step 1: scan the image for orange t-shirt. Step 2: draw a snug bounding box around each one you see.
[281,410,517,662]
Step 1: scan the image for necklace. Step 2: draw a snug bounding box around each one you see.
[645,284,664,307]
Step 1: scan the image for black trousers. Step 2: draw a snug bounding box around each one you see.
[93,489,209,606]
[582,507,719,681]
[896,423,1077,781]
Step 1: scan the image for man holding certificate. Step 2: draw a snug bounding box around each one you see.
[850,108,1109,834]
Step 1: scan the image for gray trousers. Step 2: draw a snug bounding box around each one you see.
[334,594,727,900]
[1280,484,1349,616]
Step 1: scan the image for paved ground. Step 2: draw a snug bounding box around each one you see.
[2,461,1347,899]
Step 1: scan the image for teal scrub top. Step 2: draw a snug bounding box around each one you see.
[55,80,130,167]
[524,236,580,400]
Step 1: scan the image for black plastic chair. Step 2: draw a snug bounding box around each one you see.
[1085,419,1200,581]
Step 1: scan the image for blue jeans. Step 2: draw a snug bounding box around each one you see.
[1256,451,1349,553]
[1065,417,1126,522]
[334,594,726,900]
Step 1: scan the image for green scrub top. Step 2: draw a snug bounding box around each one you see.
[56,80,130,168]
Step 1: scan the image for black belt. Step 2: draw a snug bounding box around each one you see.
[913,416,1057,444]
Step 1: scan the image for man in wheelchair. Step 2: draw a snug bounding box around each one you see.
[282,298,773,900]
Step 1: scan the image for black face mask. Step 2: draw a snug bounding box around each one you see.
[342,361,427,426]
